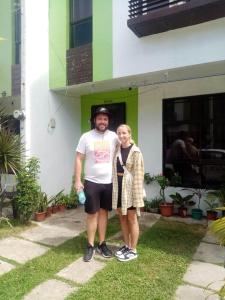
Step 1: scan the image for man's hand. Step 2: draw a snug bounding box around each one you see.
[75,180,84,192]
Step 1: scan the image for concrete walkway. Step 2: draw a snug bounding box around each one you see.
[0,208,225,300]
[175,224,225,300]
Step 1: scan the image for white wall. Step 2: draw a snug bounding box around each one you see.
[139,75,225,211]
[113,0,225,78]
[21,0,81,195]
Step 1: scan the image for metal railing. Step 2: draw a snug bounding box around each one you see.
[128,0,190,18]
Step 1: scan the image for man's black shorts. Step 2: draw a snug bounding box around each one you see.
[84,180,112,214]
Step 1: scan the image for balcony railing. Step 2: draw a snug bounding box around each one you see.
[129,0,189,18]
[128,0,225,37]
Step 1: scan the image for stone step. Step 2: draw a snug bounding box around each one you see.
[23,279,77,300]
[175,284,220,300]
[57,257,106,284]
[0,259,15,276]
[0,237,49,264]
[193,242,225,265]
[183,261,225,292]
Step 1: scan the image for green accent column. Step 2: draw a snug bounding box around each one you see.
[49,0,69,89]
[0,0,13,96]
[81,89,138,143]
[93,0,113,82]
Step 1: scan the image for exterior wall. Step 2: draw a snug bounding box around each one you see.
[22,0,80,195]
[139,74,225,211]
[93,0,113,82]
[0,0,13,97]
[81,89,138,142]
[49,0,69,89]
[113,0,225,78]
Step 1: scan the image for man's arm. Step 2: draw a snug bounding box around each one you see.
[74,152,85,192]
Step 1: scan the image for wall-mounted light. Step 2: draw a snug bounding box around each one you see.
[1,91,7,97]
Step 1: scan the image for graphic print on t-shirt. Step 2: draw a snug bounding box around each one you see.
[94,140,110,163]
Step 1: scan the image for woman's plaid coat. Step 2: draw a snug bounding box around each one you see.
[112,144,145,216]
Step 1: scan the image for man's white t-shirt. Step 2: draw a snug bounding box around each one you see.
[76,129,118,184]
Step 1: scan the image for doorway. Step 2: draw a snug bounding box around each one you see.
[91,102,126,132]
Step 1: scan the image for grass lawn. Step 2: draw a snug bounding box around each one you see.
[0,218,36,240]
[0,217,206,300]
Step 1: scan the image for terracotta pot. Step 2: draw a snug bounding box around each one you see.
[178,207,188,218]
[160,203,173,217]
[206,210,217,220]
[35,211,46,222]
[52,205,59,213]
[58,204,66,212]
[46,206,52,217]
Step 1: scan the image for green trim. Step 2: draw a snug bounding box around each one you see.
[81,89,138,143]
[49,0,69,89]
[0,0,13,96]
[93,0,113,82]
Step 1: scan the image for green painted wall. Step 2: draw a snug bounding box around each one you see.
[93,0,113,82]
[81,89,138,143]
[49,0,69,89]
[0,0,13,96]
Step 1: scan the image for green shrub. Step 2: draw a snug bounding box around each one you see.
[14,157,40,223]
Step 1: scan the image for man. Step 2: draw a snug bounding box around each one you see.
[75,107,118,262]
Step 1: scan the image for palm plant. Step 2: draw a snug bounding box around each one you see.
[0,105,24,218]
[210,218,225,245]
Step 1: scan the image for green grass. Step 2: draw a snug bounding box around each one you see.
[0,216,120,300]
[67,220,206,300]
[0,217,206,300]
[0,219,36,240]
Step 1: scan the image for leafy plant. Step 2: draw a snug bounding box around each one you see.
[36,191,48,213]
[144,173,154,185]
[14,157,40,223]
[170,192,194,208]
[144,197,162,212]
[183,188,207,209]
[154,174,170,203]
[210,217,225,245]
[68,176,79,208]
[207,185,225,207]
[50,189,64,206]
[204,194,219,211]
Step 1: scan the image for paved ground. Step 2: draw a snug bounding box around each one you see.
[0,208,225,299]
[175,230,225,300]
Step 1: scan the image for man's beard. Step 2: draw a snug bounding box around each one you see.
[95,123,108,132]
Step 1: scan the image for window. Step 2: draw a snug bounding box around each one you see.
[70,0,92,48]
[163,93,225,188]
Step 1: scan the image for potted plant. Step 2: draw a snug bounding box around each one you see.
[51,189,64,213]
[207,185,225,217]
[145,197,162,213]
[154,174,173,217]
[169,192,194,217]
[57,194,68,212]
[183,188,206,220]
[204,196,218,220]
[35,191,48,222]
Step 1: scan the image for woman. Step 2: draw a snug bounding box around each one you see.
[112,124,144,262]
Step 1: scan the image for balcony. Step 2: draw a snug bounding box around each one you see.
[128,0,225,37]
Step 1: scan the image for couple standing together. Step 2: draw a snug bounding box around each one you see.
[74,107,144,262]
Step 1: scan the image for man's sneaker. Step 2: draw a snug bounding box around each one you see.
[117,249,138,262]
[83,243,95,262]
[97,241,112,258]
[115,245,129,258]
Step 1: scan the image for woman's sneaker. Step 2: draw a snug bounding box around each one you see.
[97,241,112,258]
[117,249,138,262]
[115,245,129,258]
[83,243,95,262]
